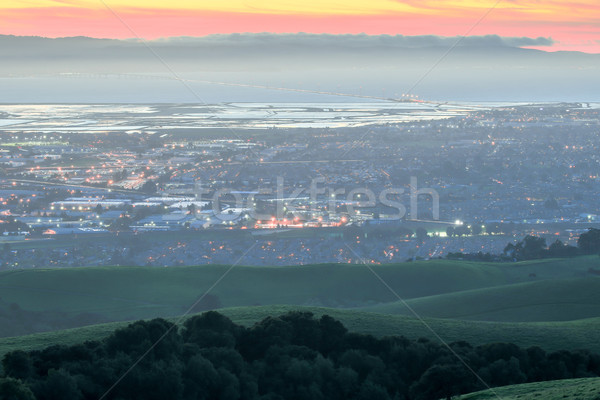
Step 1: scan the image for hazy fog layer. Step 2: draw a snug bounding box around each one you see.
[1,33,598,102]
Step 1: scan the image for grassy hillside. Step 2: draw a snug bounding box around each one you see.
[0,260,514,332]
[457,377,600,399]
[364,277,600,322]
[0,256,597,339]
[3,305,600,357]
[0,257,597,320]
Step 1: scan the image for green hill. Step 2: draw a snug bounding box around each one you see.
[0,260,519,333]
[0,257,598,337]
[457,377,600,399]
[364,277,600,322]
[1,257,597,315]
[0,260,510,317]
[2,305,600,357]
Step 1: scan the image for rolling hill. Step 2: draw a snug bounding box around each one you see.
[363,277,600,322]
[0,257,596,314]
[457,377,600,399]
[0,257,598,337]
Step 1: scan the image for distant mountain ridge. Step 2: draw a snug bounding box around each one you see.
[0,32,558,50]
[2,33,598,102]
[2,33,597,66]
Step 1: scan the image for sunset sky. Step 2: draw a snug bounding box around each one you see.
[1,0,599,53]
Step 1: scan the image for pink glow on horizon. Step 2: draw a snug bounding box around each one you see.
[1,7,599,53]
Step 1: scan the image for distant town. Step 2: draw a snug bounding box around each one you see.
[1,102,599,267]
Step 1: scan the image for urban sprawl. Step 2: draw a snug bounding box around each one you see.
[0,102,598,267]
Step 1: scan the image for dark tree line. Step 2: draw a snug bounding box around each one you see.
[447,228,600,262]
[2,311,600,400]
[504,228,600,261]
[578,228,600,255]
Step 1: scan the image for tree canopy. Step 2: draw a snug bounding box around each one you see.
[3,311,600,400]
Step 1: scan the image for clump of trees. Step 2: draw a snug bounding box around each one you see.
[2,311,600,400]
[503,228,600,261]
[449,228,600,262]
[578,228,600,255]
